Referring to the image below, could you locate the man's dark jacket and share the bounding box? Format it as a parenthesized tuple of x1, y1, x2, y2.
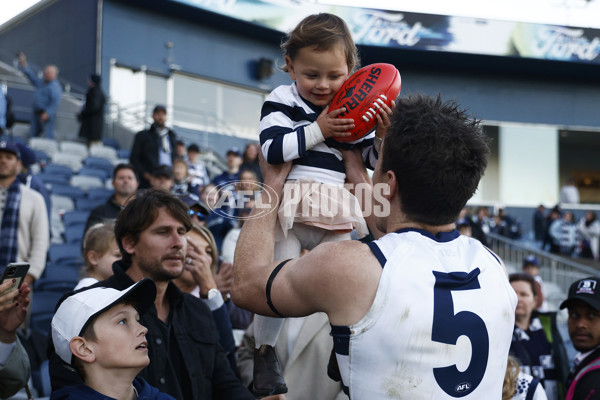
(84, 195, 120, 233)
(78, 85, 106, 142)
(48, 262, 254, 400)
(129, 123, 177, 188)
(566, 346, 600, 400)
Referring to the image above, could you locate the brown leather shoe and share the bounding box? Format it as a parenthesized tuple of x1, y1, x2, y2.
(252, 345, 288, 397)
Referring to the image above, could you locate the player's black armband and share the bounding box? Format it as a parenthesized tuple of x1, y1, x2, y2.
(265, 259, 292, 318)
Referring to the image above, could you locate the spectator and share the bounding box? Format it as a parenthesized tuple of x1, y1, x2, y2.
(130, 105, 177, 189)
(543, 206, 562, 253)
(150, 165, 174, 192)
(509, 273, 569, 400)
(84, 163, 138, 233)
(0, 89, 6, 135)
(74, 221, 121, 290)
(201, 183, 236, 252)
(172, 223, 238, 370)
(577, 211, 600, 261)
(186, 144, 210, 191)
(15, 142, 51, 218)
(16, 52, 62, 139)
(549, 211, 578, 256)
(212, 147, 243, 190)
(0, 279, 31, 398)
(240, 143, 262, 183)
(178, 194, 209, 227)
(533, 205, 547, 244)
(172, 158, 198, 196)
(77, 73, 106, 147)
(559, 276, 600, 400)
(473, 206, 492, 235)
(522, 255, 548, 311)
(457, 207, 488, 245)
(175, 140, 187, 160)
(560, 179, 580, 205)
(50, 279, 175, 399)
(503, 356, 548, 400)
(0, 141, 49, 287)
(49, 189, 256, 399)
(238, 313, 346, 400)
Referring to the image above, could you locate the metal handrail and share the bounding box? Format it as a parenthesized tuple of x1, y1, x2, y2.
(486, 232, 599, 294)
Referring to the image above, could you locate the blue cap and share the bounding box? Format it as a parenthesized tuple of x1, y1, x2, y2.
(523, 255, 540, 268)
(16, 143, 35, 167)
(0, 141, 20, 159)
(227, 147, 242, 157)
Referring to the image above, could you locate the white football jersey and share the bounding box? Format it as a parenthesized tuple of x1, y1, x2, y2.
(332, 228, 517, 399)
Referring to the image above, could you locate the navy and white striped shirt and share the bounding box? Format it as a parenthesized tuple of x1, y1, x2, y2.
(260, 84, 378, 186)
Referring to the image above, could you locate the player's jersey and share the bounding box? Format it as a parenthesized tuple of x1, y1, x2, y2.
(259, 83, 378, 186)
(331, 228, 517, 400)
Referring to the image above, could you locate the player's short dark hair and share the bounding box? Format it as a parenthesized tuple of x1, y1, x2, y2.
(112, 163, 137, 181)
(509, 273, 538, 297)
(115, 189, 192, 267)
(281, 13, 359, 73)
(381, 94, 489, 226)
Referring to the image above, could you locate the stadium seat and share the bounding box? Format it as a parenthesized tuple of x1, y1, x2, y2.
(87, 187, 113, 201)
(44, 163, 74, 179)
(38, 173, 70, 186)
(89, 145, 118, 162)
(32, 360, 51, 398)
(117, 148, 130, 159)
(50, 184, 86, 200)
(63, 210, 90, 227)
(30, 291, 67, 335)
(70, 175, 104, 191)
(33, 149, 50, 165)
(48, 243, 82, 264)
(60, 141, 89, 159)
(50, 194, 75, 213)
(84, 156, 114, 177)
(102, 137, 120, 150)
(29, 138, 59, 157)
(52, 153, 84, 172)
(75, 197, 105, 212)
(64, 223, 86, 244)
(35, 265, 79, 292)
(78, 167, 109, 181)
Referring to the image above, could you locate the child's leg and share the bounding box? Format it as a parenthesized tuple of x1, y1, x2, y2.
(253, 228, 302, 348)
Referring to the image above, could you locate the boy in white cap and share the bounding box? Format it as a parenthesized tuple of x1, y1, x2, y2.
(50, 279, 175, 400)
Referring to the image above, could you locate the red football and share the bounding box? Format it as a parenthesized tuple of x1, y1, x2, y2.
(330, 63, 401, 143)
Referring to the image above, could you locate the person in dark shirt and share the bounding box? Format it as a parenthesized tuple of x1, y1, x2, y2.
(84, 164, 138, 233)
(50, 189, 274, 400)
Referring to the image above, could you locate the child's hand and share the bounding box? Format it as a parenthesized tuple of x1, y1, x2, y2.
(374, 100, 395, 139)
(316, 106, 355, 139)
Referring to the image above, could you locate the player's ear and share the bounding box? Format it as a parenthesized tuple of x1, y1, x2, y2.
(385, 170, 397, 201)
(284, 56, 296, 80)
(70, 336, 96, 363)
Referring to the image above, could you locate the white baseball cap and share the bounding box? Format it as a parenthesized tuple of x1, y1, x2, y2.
(51, 279, 157, 364)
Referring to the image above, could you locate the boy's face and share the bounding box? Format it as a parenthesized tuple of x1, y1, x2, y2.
(285, 42, 349, 107)
(87, 303, 149, 370)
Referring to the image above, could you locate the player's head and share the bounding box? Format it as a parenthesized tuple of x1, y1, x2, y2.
(51, 279, 156, 381)
(379, 94, 489, 226)
(560, 277, 600, 352)
(281, 13, 359, 74)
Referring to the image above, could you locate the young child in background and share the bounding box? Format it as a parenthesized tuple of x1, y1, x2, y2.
(50, 279, 175, 399)
(74, 222, 121, 290)
(255, 12, 393, 396)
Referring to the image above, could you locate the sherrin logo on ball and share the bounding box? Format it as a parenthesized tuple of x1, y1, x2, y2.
(329, 63, 401, 143)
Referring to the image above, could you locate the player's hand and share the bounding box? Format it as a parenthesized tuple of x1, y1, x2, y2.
(185, 235, 217, 296)
(341, 148, 369, 188)
(258, 150, 292, 192)
(375, 100, 394, 139)
(317, 106, 355, 139)
(0, 282, 30, 343)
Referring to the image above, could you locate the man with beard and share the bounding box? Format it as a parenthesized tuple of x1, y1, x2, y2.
(49, 189, 260, 400)
(560, 277, 600, 400)
(84, 163, 139, 233)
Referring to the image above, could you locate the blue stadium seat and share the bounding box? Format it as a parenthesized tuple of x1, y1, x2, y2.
(87, 187, 113, 201)
(30, 291, 67, 335)
(117, 148, 131, 159)
(84, 156, 114, 177)
(63, 210, 90, 227)
(48, 243, 83, 265)
(64, 223, 86, 244)
(79, 167, 109, 181)
(44, 163, 74, 179)
(102, 137, 120, 150)
(32, 360, 51, 397)
(33, 149, 50, 164)
(38, 173, 70, 186)
(50, 184, 86, 200)
(76, 197, 105, 212)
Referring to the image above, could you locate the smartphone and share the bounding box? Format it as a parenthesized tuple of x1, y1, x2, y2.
(1, 263, 30, 300)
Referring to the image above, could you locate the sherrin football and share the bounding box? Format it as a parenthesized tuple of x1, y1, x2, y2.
(330, 63, 401, 143)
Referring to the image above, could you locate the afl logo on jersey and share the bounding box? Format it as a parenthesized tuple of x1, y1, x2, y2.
(455, 382, 472, 393)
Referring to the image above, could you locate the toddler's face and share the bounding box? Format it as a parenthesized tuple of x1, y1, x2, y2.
(95, 240, 121, 280)
(285, 42, 349, 107)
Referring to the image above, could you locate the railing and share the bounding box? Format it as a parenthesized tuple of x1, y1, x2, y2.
(487, 232, 600, 294)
